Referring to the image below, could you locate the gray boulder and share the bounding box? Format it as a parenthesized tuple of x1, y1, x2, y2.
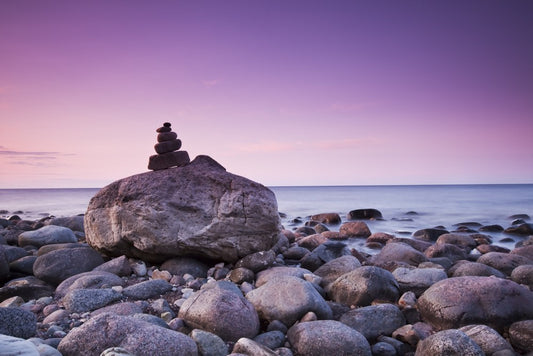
(122, 279, 172, 300)
(477, 251, 532, 276)
(85, 155, 281, 263)
(415, 329, 484, 356)
(339, 303, 406, 341)
(449, 260, 506, 279)
(178, 281, 259, 341)
(329, 266, 400, 307)
(0, 307, 37, 338)
(314, 255, 361, 293)
(18, 225, 77, 248)
(0, 276, 55, 301)
(57, 312, 198, 356)
(246, 275, 332, 326)
(33, 247, 104, 285)
(392, 267, 447, 296)
(287, 320, 371, 356)
(508, 319, 533, 354)
(459, 324, 514, 355)
(371, 242, 428, 267)
(62, 288, 122, 313)
(418, 276, 533, 331)
(55, 270, 124, 298)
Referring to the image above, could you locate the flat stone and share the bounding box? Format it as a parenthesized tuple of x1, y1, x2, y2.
(154, 139, 182, 154)
(18, 225, 77, 248)
(148, 150, 190, 170)
(157, 131, 178, 142)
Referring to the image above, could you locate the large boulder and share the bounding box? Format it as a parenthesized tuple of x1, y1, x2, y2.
(417, 276, 533, 331)
(85, 155, 281, 263)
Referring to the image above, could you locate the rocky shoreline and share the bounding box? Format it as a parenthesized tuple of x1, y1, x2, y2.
(1, 207, 533, 355)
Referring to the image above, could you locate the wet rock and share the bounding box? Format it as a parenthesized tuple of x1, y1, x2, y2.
(296, 233, 328, 250)
(479, 224, 504, 232)
(122, 279, 172, 300)
(367, 232, 395, 245)
(232, 337, 276, 356)
(424, 243, 467, 262)
(459, 324, 514, 355)
(0, 307, 37, 338)
(412, 228, 449, 242)
(91, 301, 146, 317)
(449, 260, 506, 278)
(287, 320, 371, 356)
(477, 251, 532, 276)
(161, 257, 209, 278)
(189, 329, 228, 356)
(55, 271, 124, 298)
(62, 288, 122, 313)
(313, 255, 361, 293)
(18, 225, 77, 248)
(436, 233, 477, 252)
(417, 276, 533, 331)
(246, 275, 332, 326)
(329, 266, 400, 307)
(339, 221, 371, 238)
(178, 281, 259, 342)
(415, 329, 484, 355)
(347, 208, 383, 220)
(310, 212, 341, 225)
(511, 264, 533, 289)
(371, 242, 428, 267)
(33, 247, 105, 285)
(508, 320, 533, 354)
(58, 312, 198, 356)
(339, 303, 405, 341)
(505, 223, 533, 235)
(392, 267, 447, 296)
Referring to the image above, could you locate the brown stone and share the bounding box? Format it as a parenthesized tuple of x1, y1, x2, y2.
(148, 151, 190, 171)
(157, 131, 178, 142)
(154, 139, 182, 154)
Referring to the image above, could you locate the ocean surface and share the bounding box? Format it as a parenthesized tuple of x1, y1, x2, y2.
(1, 184, 532, 251)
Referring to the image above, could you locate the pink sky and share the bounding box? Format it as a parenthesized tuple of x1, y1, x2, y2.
(1, 1, 532, 188)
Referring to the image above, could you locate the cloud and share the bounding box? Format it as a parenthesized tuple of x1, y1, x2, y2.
(0, 149, 74, 166)
(202, 79, 219, 88)
(0, 150, 63, 156)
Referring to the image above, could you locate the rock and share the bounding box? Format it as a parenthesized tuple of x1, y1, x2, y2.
(0, 307, 37, 338)
(148, 151, 190, 171)
(296, 233, 328, 250)
(157, 131, 178, 142)
(347, 208, 383, 220)
(415, 329, 484, 356)
(131, 313, 169, 329)
(339, 303, 405, 341)
(479, 224, 504, 232)
(371, 342, 397, 356)
(55, 271, 124, 298)
(0, 334, 41, 356)
(505, 223, 533, 235)
(329, 266, 400, 307)
(314, 255, 361, 293)
(371, 242, 428, 267)
(37, 242, 86, 256)
(9, 255, 37, 274)
(282, 246, 310, 261)
(436, 233, 477, 252)
(93, 255, 132, 276)
(189, 329, 228, 356)
(392, 267, 447, 296)
(161, 257, 209, 278)
(459, 324, 514, 355)
(154, 139, 182, 154)
(235, 250, 276, 273)
(86, 155, 281, 263)
(232, 338, 276, 356)
(0, 245, 10, 282)
(339, 221, 371, 238)
(62, 288, 122, 313)
(367, 232, 395, 245)
(18, 225, 77, 247)
(508, 320, 533, 354)
(424, 243, 468, 263)
(417, 276, 533, 331)
(512, 244, 533, 259)
(0, 276, 55, 301)
(3, 245, 30, 262)
(57, 312, 198, 356)
(253, 330, 285, 350)
(122, 279, 172, 300)
(100, 347, 134, 356)
(310, 213, 341, 225)
(255, 266, 313, 287)
(287, 320, 371, 356)
(90, 301, 146, 317)
(48, 216, 85, 232)
(33, 247, 105, 285)
(42, 309, 70, 325)
(449, 260, 506, 278)
(178, 281, 259, 341)
(300, 241, 351, 271)
(246, 275, 332, 326)
(477, 251, 532, 276)
(413, 228, 449, 242)
(511, 264, 533, 289)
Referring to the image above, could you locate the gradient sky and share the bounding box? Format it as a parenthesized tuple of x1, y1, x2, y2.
(1, 0, 532, 188)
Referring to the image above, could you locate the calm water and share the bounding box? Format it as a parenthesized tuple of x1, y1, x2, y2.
(1, 184, 531, 250)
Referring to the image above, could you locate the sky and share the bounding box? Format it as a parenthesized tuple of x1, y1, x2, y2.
(1, 0, 532, 188)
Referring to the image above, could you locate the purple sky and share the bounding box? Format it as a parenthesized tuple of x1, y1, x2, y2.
(1, 1, 532, 188)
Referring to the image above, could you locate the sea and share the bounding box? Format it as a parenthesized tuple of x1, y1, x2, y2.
(1, 184, 532, 252)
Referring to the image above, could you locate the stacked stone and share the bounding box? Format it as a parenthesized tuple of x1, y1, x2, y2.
(148, 122, 190, 171)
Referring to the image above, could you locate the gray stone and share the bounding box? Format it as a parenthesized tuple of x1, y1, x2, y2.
(91, 301, 146, 317)
(314, 255, 361, 293)
(122, 279, 172, 300)
(418, 276, 533, 331)
(190, 329, 228, 356)
(460, 324, 514, 355)
(33, 247, 105, 285)
(37, 242, 86, 256)
(161, 257, 209, 278)
(0, 276, 55, 301)
(55, 271, 124, 298)
(511, 264, 533, 289)
(255, 266, 313, 287)
(477, 251, 532, 276)
(100, 347, 134, 356)
(371, 242, 428, 267)
(132, 313, 169, 328)
(0, 245, 10, 282)
(436, 233, 477, 252)
(157, 131, 178, 142)
(48, 216, 85, 232)
(339, 221, 371, 238)
(415, 329, 484, 356)
(2, 244, 29, 262)
(329, 266, 400, 307)
(0, 334, 40, 356)
(246, 275, 332, 326)
(18, 225, 77, 247)
(0, 307, 37, 338)
(505, 223, 533, 235)
(62, 288, 122, 313)
(228, 267, 255, 284)
(392, 267, 447, 296)
(449, 260, 507, 278)
(93, 255, 132, 276)
(86, 155, 281, 263)
(287, 320, 371, 356)
(424, 243, 468, 262)
(178, 281, 259, 342)
(235, 250, 276, 273)
(371, 342, 397, 356)
(232, 337, 276, 355)
(57, 312, 198, 356)
(253, 330, 285, 350)
(508, 320, 533, 354)
(154, 139, 182, 154)
(9, 255, 37, 274)
(339, 303, 406, 341)
(300, 241, 351, 272)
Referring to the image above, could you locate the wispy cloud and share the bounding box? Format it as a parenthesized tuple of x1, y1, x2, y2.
(202, 79, 219, 88)
(0, 149, 74, 166)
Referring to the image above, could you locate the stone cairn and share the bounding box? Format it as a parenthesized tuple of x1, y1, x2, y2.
(148, 122, 190, 170)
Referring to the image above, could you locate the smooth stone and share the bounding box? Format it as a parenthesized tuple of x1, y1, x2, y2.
(33, 247, 104, 285)
(347, 208, 383, 220)
(47, 216, 84, 232)
(0, 307, 37, 338)
(417, 276, 533, 331)
(228, 267, 255, 284)
(314, 255, 361, 293)
(339, 303, 406, 341)
(235, 250, 276, 273)
(459, 324, 514, 355)
(415, 329, 484, 356)
(91, 301, 146, 317)
(189, 329, 228, 356)
(8, 255, 37, 275)
(392, 267, 447, 296)
(122, 279, 172, 300)
(479, 224, 504, 232)
(18, 225, 77, 248)
(62, 288, 122, 313)
(157, 131, 178, 142)
(131, 313, 169, 329)
(329, 266, 400, 307)
(508, 320, 533, 354)
(424, 243, 467, 263)
(246, 275, 332, 326)
(436, 233, 477, 252)
(100, 347, 135, 356)
(42, 309, 71, 325)
(287, 320, 371, 356)
(449, 260, 506, 278)
(92, 255, 132, 276)
(37, 242, 86, 256)
(0, 334, 40, 356)
(477, 251, 532, 276)
(255, 267, 313, 287)
(55, 271, 125, 298)
(505, 223, 533, 235)
(339, 221, 371, 238)
(296, 233, 328, 250)
(57, 312, 198, 356)
(161, 257, 209, 278)
(232, 338, 276, 356)
(0, 245, 9, 282)
(253, 330, 285, 350)
(148, 150, 191, 170)
(371, 242, 428, 267)
(3, 245, 30, 262)
(511, 264, 533, 289)
(412, 228, 449, 242)
(310, 213, 341, 225)
(512, 244, 533, 260)
(300, 241, 351, 272)
(154, 139, 182, 154)
(0, 276, 55, 301)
